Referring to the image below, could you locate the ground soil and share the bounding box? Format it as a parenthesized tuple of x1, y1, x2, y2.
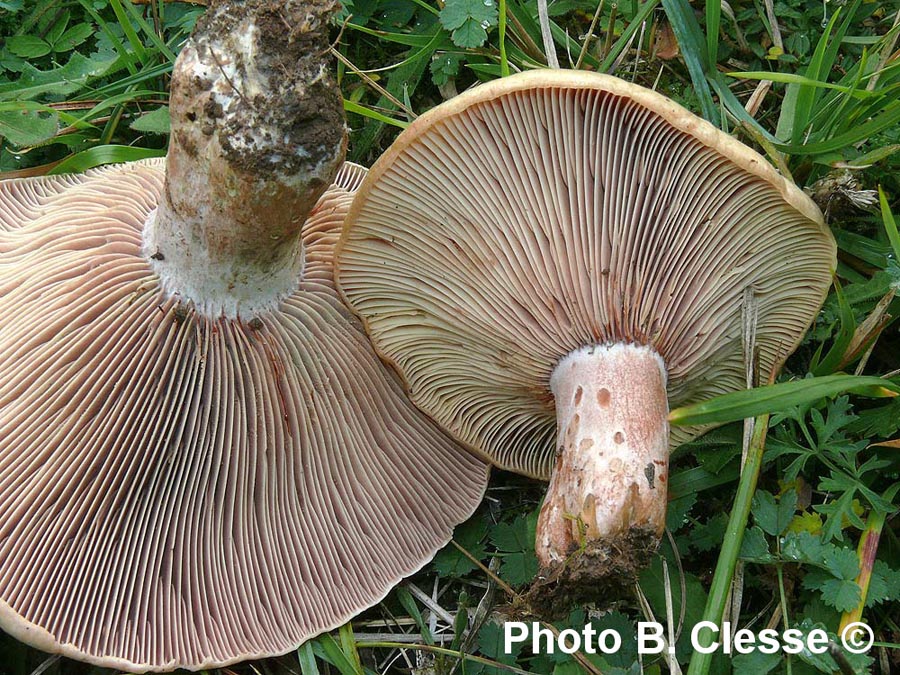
(185, 0, 345, 181)
(525, 526, 661, 618)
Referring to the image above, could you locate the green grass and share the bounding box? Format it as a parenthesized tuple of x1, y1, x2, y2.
(1, 0, 899, 674)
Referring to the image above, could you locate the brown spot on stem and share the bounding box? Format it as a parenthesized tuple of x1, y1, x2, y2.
(614, 431, 625, 444)
(568, 414, 580, 437)
(644, 462, 655, 488)
(574, 386, 583, 405)
(597, 388, 611, 407)
(579, 438, 594, 451)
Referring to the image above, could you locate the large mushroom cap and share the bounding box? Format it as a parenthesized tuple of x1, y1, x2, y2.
(336, 70, 836, 479)
(0, 159, 489, 671)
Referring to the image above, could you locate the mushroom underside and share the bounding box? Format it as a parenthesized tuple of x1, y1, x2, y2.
(336, 71, 836, 597)
(0, 159, 489, 671)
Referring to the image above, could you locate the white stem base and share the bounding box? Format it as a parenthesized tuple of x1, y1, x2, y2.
(142, 0, 345, 320)
(536, 343, 669, 568)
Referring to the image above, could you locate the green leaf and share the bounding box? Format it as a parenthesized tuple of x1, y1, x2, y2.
(823, 544, 859, 580)
(689, 513, 729, 552)
(440, 0, 497, 48)
(731, 650, 781, 675)
(668, 464, 740, 501)
(815, 491, 866, 541)
(490, 510, 537, 553)
(867, 561, 900, 605)
(775, 104, 900, 156)
(793, 618, 874, 673)
(738, 526, 772, 562)
(692, 432, 742, 473)
(751, 490, 797, 536)
(476, 621, 522, 672)
(847, 398, 900, 437)
(433, 516, 488, 577)
(346, 23, 442, 47)
(45, 9, 71, 46)
(591, 612, 639, 669)
(54, 23, 94, 52)
(0, 108, 58, 146)
(803, 573, 861, 611)
(6, 36, 52, 59)
(842, 144, 900, 168)
(787, 511, 824, 535)
(500, 552, 539, 587)
(0, 52, 120, 102)
(782, 531, 825, 563)
(348, 30, 434, 160)
(107, 0, 177, 62)
(490, 509, 539, 585)
(705, 0, 720, 67)
(791, 8, 845, 144)
(439, 0, 497, 31)
(107, 0, 147, 64)
(337, 622, 363, 675)
(599, 0, 661, 73)
(430, 52, 464, 86)
(449, 21, 488, 48)
(130, 106, 170, 134)
(669, 375, 899, 427)
(810, 396, 856, 446)
(666, 492, 696, 531)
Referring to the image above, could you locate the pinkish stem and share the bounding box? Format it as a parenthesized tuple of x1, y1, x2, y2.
(536, 343, 670, 570)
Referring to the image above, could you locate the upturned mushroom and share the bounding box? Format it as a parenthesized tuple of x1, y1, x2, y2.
(336, 71, 836, 600)
(0, 1, 488, 670)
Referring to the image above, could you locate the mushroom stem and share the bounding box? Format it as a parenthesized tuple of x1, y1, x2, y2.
(144, 0, 346, 319)
(536, 343, 669, 574)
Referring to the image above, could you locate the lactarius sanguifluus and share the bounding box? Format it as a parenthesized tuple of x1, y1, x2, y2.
(0, 0, 488, 670)
(336, 70, 836, 602)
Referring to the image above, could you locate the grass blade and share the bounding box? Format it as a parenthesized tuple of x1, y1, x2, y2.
(879, 186, 900, 259)
(344, 99, 409, 129)
(661, 0, 718, 123)
(669, 465, 741, 501)
(297, 642, 320, 675)
(705, 0, 720, 68)
(686, 414, 769, 675)
(790, 8, 842, 144)
(728, 70, 873, 97)
(314, 634, 362, 675)
(338, 622, 364, 674)
(395, 586, 435, 645)
(774, 102, 900, 155)
(812, 281, 857, 375)
(499, 0, 510, 76)
(48, 145, 165, 174)
(599, 0, 659, 73)
(669, 375, 899, 427)
(107, 0, 148, 65)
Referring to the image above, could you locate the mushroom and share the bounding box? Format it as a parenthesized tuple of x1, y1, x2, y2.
(335, 70, 836, 600)
(0, 0, 488, 671)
